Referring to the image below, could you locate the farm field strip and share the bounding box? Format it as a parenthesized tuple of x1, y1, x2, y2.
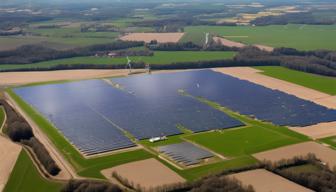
(290, 121, 336, 139)
(120, 32, 184, 43)
(230, 169, 313, 192)
(101, 158, 186, 190)
(0, 51, 236, 71)
(213, 36, 274, 52)
(0, 69, 129, 86)
(0, 134, 22, 192)
(253, 141, 336, 168)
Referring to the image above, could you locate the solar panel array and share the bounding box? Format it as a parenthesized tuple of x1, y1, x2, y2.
(114, 70, 336, 127)
(14, 76, 243, 154)
(14, 69, 335, 155)
(158, 142, 214, 166)
(14, 81, 136, 155)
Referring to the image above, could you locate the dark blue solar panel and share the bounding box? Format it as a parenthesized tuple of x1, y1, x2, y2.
(14, 80, 136, 155)
(112, 70, 336, 127)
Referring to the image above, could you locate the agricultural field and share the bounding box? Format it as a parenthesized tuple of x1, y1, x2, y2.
(0, 51, 236, 71)
(120, 32, 184, 43)
(0, 35, 116, 51)
(184, 24, 336, 50)
(3, 150, 63, 192)
(255, 66, 336, 95)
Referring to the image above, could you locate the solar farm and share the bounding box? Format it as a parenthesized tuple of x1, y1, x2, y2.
(13, 70, 336, 156)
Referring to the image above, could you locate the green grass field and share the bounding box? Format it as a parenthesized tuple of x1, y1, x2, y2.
(186, 125, 305, 157)
(184, 24, 336, 50)
(29, 27, 120, 39)
(0, 35, 117, 52)
(185, 100, 309, 158)
(3, 150, 63, 192)
(180, 30, 207, 46)
(256, 66, 336, 95)
(0, 51, 236, 71)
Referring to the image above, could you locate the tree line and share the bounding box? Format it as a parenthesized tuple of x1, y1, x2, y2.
(0, 41, 144, 64)
(112, 169, 254, 192)
(62, 180, 122, 192)
(251, 12, 336, 26)
(1, 41, 335, 77)
(0, 100, 60, 176)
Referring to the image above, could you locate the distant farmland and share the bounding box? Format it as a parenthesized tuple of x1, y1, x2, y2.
(184, 24, 336, 50)
(0, 51, 236, 71)
(0, 36, 117, 51)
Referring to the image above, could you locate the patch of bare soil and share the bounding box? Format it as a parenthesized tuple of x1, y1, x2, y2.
(120, 33, 184, 43)
(230, 169, 313, 192)
(213, 36, 246, 48)
(290, 121, 336, 139)
(101, 158, 185, 190)
(212, 67, 336, 109)
(0, 136, 22, 191)
(254, 142, 336, 168)
(0, 69, 129, 86)
(213, 37, 274, 52)
(254, 44, 274, 52)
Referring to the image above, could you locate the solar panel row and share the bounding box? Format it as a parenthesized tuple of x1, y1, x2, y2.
(158, 142, 214, 166)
